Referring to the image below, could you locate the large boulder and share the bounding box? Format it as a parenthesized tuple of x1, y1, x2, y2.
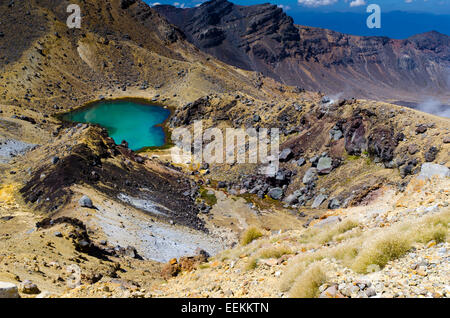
(268, 187, 283, 200)
(424, 146, 439, 162)
(78, 195, 93, 208)
(418, 163, 450, 180)
(19, 280, 40, 295)
(0, 282, 19, 298)
(311, 194, 327, 208)
(279, 148, 293, 162)
(329, 125, 343, 141)
(367, 128, 398, 162)
(303, 168, 318, 184)
(317, 156, 333, 174)
(314, 215, 341, 228)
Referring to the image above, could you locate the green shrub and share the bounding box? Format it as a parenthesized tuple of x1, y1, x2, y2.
(199, 188, 217, 206)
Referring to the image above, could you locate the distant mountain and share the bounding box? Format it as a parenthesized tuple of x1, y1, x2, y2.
(155, 0, 450, 104)
(288, 10, 450, 39)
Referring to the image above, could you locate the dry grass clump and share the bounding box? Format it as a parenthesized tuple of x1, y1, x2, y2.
(244, 244, 293, 270)
(416, 224, 447, 244)
(246, 256, 259, 271)
(241, 227, 263, 246)
(413, 210, 449, 244)
(280, 253, 324, 292)
(352, 231, 411, 273)
(258, 245, 292, 259)
(289, 263, 327, 298)
(297, 219, 359, 246)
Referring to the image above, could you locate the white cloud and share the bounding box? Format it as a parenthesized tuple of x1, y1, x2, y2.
(173, 2, 185, 8)
(278, 4, 292, 11)
(349, 0, 366, 7)
(297, 0, 338, 7)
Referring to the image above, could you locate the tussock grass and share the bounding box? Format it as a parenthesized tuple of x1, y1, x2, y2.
(258, 245, 292, 259)
(280, 253, 323, 292)
(280, 241, 359, 292)
(298, 219, 360, 245)
(416, 224, 447, 244)
(241, 227, 263, 246)
(280, 209, 450, 294)
(352, 231, 411, 273)
(289, 263, 327, 298)
(413, 210, 449, 244)
(246, 257, 259, 271)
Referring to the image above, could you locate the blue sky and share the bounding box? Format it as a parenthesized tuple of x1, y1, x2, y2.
(145, 0, 450, 14)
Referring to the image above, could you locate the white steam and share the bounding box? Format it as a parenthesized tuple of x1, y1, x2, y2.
(416, 97, 450, 118)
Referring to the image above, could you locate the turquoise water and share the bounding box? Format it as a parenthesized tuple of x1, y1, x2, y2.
(63, 100, 171, 151)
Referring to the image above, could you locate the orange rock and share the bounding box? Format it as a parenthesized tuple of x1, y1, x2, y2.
(210, 261, 220, 267)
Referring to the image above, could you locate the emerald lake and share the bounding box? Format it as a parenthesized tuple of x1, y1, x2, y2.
(63, 100, 171, 151)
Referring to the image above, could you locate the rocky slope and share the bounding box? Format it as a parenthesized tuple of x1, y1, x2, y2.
(155, 0, 450, 106)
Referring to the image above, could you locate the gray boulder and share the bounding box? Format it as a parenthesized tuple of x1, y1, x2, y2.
(268, 187, 283, 200)
(418, 163, 450, 180)
(311, 194, 327, 208)
(329, 126, 343, 141)
(0, 282, 19, 298)
(78, 195, 93, 208)
(296, 158, 306, 166)
(279, 148, 293, 162)
(303, 168, 318, 184)
(314, 215, 341, 228)
(328, 198, 341, 209)
(317, 156, 333, 174)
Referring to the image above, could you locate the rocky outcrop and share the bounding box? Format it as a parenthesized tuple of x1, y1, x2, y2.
(344, 116, 366, 155)
(161, 250, 209, 279)
(368, 127, 398, 162)
(20, 127, 205, 231)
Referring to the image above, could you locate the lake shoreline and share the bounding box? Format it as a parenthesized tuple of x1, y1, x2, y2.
(56, 97, 176, 152)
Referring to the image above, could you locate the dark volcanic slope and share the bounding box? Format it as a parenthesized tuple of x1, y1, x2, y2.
(155, 0, 450, 103)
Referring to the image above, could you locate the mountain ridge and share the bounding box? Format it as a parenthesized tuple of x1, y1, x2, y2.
(155, 0, 450, 107)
